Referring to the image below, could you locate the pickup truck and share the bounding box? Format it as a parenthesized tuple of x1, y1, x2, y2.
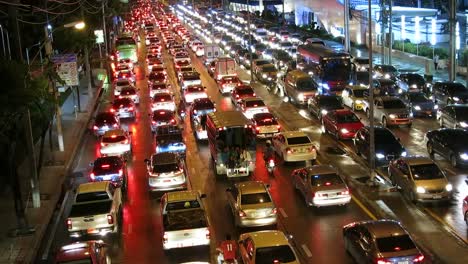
(161, 190, 210, 250)
(67, 181, 122, 238)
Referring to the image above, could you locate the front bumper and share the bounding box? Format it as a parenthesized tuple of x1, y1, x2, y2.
(387, 118, 412, 126)
(416, 191, 452, 202)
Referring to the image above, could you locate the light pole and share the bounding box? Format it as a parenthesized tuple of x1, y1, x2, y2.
(247, 0, 253, 83)
(431, 18, 437, 61)
(401, 15, 405, 52)
(0, 24, 11, 59)
(344, 0, 351, 53)
(0, 24, 6, 57)
(368, 0, 376, 185)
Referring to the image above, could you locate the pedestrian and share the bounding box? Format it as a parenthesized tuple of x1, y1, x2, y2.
(240, 148, 252, 167)
(434, 54, 439, 71)
(310, 145, 317, 165)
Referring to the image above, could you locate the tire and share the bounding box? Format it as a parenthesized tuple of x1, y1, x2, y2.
(427, 142, 434, 157)
(450, 154, 458, 168)
(382, 117, 388, 128)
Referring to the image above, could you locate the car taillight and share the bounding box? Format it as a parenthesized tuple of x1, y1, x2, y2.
(271, 208, 277, 214)
(107, 214, 114, 224)
(414, 254, 425, 263)
(123, 139, 129, 144)
(255, 126, 260, 131)
(66, 219, 72, 229)
(312, 192, 325, 198)
(163, 232, 168, 243)
(129, 63, 133, 68)
(341, 189, 350, 195)
(170, 119, 176, 124)
(205, 229, 210, 239)
(128, 107, 134, 111)
(152, 120, 156, 124)
(236, 94, 239, 98)
(375, 258, 392, 264)
(113, 123, 118, 128)
(110, 108, 115, 113)
(93, 125, 98, 130)
(286, 148, 292, 154)
(118, 169, 123, 176)
(101, 142, 106, 147)
(253, 93, 256, 96)
(238, 210, 246, 217)
(90, 173, 95, 180)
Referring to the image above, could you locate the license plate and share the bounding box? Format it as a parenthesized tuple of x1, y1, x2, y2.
(266, 133, 272, 137)
(433, 195, 442, 199)
(398, 261, 409, 264)
(328, 194, 337, 198)
(163, 179, 172, 183)
(425, 111, 432, 114)
(102, 175, 112, 180)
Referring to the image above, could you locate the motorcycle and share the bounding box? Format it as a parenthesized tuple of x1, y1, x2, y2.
(266, 158, 275, 175)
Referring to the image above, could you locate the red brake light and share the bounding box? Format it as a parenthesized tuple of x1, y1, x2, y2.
(111, 135, 117, 138)
(414, 254, 425, 263)
(128, 107, 134, 111)
(93, 125, 98, 130)
(107, 214, 114, 224)
(238, 210, 246, 217)
(271, 208, 277, 214)
(276, 125, 281, 129)
(101, 164, 110, 168)
(152, 120, 156, 124)
(118, 169, 123, 176)
(376, 258, 392, 264)
(255, 126, 260, 131)
(286, 148, 292, 154)
(325, 182, 332, 186)
(170, 119, 176, 124)
(341, 189, 350, 195)
(110, 108, 115, 113)
(113, 123, 118, 128)
(123, 139, 129, 144)
(236, 94, 239, 98)
(163, 232, 168, 243)
(90, 172, 95, 180)
(66, 219, 72, 229)
(205, 229, 210, 239)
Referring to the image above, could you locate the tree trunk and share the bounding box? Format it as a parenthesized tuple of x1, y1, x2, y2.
(9, 138, 29, 230)
(36, 122, 49, 179)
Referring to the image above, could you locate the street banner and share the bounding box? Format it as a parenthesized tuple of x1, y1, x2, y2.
(94, 30, 104, 44)
(51, 53, 79, 90)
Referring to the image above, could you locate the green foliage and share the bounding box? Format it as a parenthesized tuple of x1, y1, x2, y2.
(393, 40, 448, 59)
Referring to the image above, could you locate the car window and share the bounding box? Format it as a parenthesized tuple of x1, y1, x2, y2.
(152, 162, 179, 173)
(376, 234, 416, 253)
(286, 136, 311, 145)
(310, 173, 343, 187)
(255, 245, 296, 264)
(410, 164, 444, 180)
(336, 113, 360, 123)
(241, 192, 271, 205)
(245, 100, 265, 107)
(396, 160, 409, 175)
(102, 135, 126, 143)
(76, 191, 109, 203)
(166, 200, 200, 211)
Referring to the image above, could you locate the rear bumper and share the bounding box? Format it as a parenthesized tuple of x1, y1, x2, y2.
(148, 178, 187, 191)
(68, 226, 115, 238)
(238, 216, 277, 227)
(310, 196, 351, 207)
(284, 153, 315, 162)
(163, 237, 210, 250)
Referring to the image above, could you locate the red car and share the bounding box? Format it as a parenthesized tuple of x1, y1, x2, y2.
(55, 241, 109, 264)
(464, 195, 468, 226)
(231, 85, 256, 103)
(322, 109, 364, 140)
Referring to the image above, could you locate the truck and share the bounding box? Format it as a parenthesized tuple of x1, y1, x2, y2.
(213, 57, 236, 81)
(67, 182, 122, 238)
(203, 44, 221, 66)
(161, 190, 210, 250)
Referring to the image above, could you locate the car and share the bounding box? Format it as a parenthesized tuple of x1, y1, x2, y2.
(239, 97, 269, 119)
(155, 125, 186, 155)
(251, 113, 280, 138)
(241, 52, 259, 69)
(99, 129, 132, 157)
(343, 220, 425, 264)
(238, 230, 299, 264)
(252, 59, 271, 74)
(176, 66, 196, 80)
(110, 98, 136, 119)
(464, 196, 468, 226)
(148, 71, 167, 84)
(89, 156, 127, 189)
(400, 91, 437, 117)
(432, 81, 468, 105)
(144, 152, 187, 191)
(364, 96, 413, 128)
(341, 86, 368, 111)
(373, 64, 399, 80)
(388, 156, 452, 203)
(151, 93, 176, 112)
(150, 110, 178, 132)
(231, 85, 256, 103)
(150, 65, 167, 76)
(118, 86, 140, 104)
(437, 104, 468, 128)
(173, 51, 191, 63)
(183, 85, 207, 104)
(149, 82, 171, 98)
(54, 241, 110, 264)
(373, 78, 401, 96)
(354, 126, 407, 166)
(92, 112, 120, 136)
(352, 57, 370, 72)
(113, 64, 131, 78)
(113, 79, 133, 96)
(322, 109, 364, 140)
(308, 95, 344, 120)
(426, 128, 468, 167)
(292, 165, 351, 207)
(118, 58, 134, 72)
(226, 181, 277, 228)
(175, 59, 191, 69)
(218, 75, 242, 94)
(272, 131, 316, 163)
(147, 58, 163, 71)
(115, 70, 135, 84)
(255, 63, 277, 83)
(180, 71, 202, 89)
(398, 73, 427, 92)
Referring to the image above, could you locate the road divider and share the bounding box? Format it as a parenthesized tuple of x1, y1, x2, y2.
(423, 208, 468, 246)
(351, 194, 377, 220)
(301, 244, 313, 258)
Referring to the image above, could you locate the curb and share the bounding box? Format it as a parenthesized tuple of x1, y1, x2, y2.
(26, 70, 107, 264)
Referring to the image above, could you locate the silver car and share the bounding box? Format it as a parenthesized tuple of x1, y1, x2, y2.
(364, 96, 412, 128)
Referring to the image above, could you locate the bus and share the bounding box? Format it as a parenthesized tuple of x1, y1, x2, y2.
(115, 34, 138, 63)
(206, 111, 256, 178)
(297, 44, 354, 94)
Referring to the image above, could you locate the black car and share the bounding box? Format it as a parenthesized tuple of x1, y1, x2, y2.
(148, 72, 166, 84)
(373, 78, 400, 96)
(154, 125, 186, 155)
(354, 126, 407, 166)
(93, 112, 120, 136)
(373, 64, 399, 80)
(307, 95, 344, 120)
(111, 98, 136, 119)
(400, 92, 437, 117)
(437, 104, 468, 129)
(89, 156, 127, 190)
(189, 98, 216, 118)
(399, 73, 427, 92)
(426, 128, 468, 167)
(150, 110, 177, 132)
(432, 82, 468, 105)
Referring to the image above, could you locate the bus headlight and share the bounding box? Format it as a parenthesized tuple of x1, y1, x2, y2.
(414, 105, 421, 111)
(445, 184, 453, 192)
(416, 186, 426, 194)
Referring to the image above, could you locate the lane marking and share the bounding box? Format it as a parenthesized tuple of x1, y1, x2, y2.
(375, 200, 398, 219)
(279, 207, 288, 218)
(351, 194, 378, 220)
(423, 208, 468, 245)
(301, 244, 313, 258)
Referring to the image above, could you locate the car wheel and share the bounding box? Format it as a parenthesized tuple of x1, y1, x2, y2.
(427, 142, 434, 157)
(382, 117, 388, 128)
(450, 154, 458, 168)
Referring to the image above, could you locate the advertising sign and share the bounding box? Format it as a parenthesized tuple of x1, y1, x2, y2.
(52, 53, 79, 90)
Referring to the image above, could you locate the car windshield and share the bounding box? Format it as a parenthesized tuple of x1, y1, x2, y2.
(405, 74, 425, 85)
(102, 135, 126, 143)
(152, 163, 179, 174)
(112, 99, 132, 108)
(166, 200, 200, 211)
(262, 65, 276, 72)
(376, 235, 416, 253)
(116, 80, 130, 86)
(408, 93, 429, 102)
(241, 192, 271, 205)
(352, 89, 366, 97)
(319, 97, 342, 107)
(58, 258, 93, 264)
(445, 83, 467, 94)
(382, 99, 406, 109)
(337, 113, 360, 123)
(287, 136, 311, 145)
(410, 164, 445, 180)
(153, 94, 172, 102)
(95, 114, 116, 124)
(355, 58, 369, 64)
(255, 245, 296, 264)
(76, 191, 109, 203)
(378, 65, 397, 73)
(245, 100, 265, 107)
(157, 133, 183, 144)
(296, 78, 317, 91)
(311, 173, 343, 187)
(375, 130, 397, 142)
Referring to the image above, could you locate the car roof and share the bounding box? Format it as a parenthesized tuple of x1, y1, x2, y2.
(280, 131, 308, 138)
(151, 152, 178, 165)
(236, 181, 267, 194)
(103, 128, 126, 138)
(77, 181, 109, 194)
(360, 220, 407, 238)
(242, 230, 290, 248)
(399, 156, 435, 166)
(166, 190, 199, 202)
(305, 165, 336, 175)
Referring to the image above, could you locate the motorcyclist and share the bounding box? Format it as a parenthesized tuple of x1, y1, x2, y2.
(216, 234, 238, 264)
(263, 140, 275, 162)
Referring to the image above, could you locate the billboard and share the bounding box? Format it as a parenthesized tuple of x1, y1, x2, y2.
(51, 53, 79, 90)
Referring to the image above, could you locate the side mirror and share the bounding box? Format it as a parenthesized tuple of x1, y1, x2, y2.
(200, 194, 207, 198)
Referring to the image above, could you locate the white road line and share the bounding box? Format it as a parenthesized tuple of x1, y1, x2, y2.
(279, 208, 288, 218)
(445, 168, 456, 176)
(301, 244, 313, 258)
(376, 200, 398, 219)
(128, 224, 132, 234)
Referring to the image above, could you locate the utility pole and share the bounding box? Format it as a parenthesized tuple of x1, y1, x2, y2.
(247, 0, 253, 82)
(8, 0, 23, 61)
(380, 0, 386, 64)
(102, 0, 108, 56)
(388, 0, 392, 65)
(449, 0, 457, 81)
(82, 7, 94, 97)
(368, 0, 376, 185)
(344, 0, 351, 53)
(24, 109, 40, 208)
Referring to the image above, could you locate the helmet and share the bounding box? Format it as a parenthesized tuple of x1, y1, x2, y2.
(265, 140, 271, 146)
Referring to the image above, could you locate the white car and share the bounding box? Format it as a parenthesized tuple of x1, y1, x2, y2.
(239, 97, 269, 119)
(118, 86, 140, 104)
(272, 131, 316, 162)
(149, 83, 171, 98)
(100, 129, 132, 156)
(151, 93, 176, 112)
(173, 52, 191, 63)
(183, 85, 208, 104)
(114, 79, 132, 96)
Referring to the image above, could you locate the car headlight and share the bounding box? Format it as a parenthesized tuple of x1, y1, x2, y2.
(389, 114, 397, 119)
(398, 89, 403, 94)
(262, 73, 267, 78)
(452, 96, 460, 102)
(297, 93, 304, 101)
(246, 60, 250, 64)
(411, 84, 418, 88)
(384, 73, 391, 79)
(308, 71, 313, 76)
(401, 151, 407, 157)
(340, 128, 349, 134)
(376, 153, 385, 159)
(459, 121, 468, 128)
(355, 99, 362, 104)
(321, 109, 328, 115)
(460, 153, 468, 160)
(416, 186, 426, 194)
(445, 183, 453, 192)
(434, 104, 438, 110)
(414, 105, 421, 111)
(230, 50, 235, 54)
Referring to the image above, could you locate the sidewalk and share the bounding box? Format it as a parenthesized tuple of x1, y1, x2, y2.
(0, 68, 108, 264)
